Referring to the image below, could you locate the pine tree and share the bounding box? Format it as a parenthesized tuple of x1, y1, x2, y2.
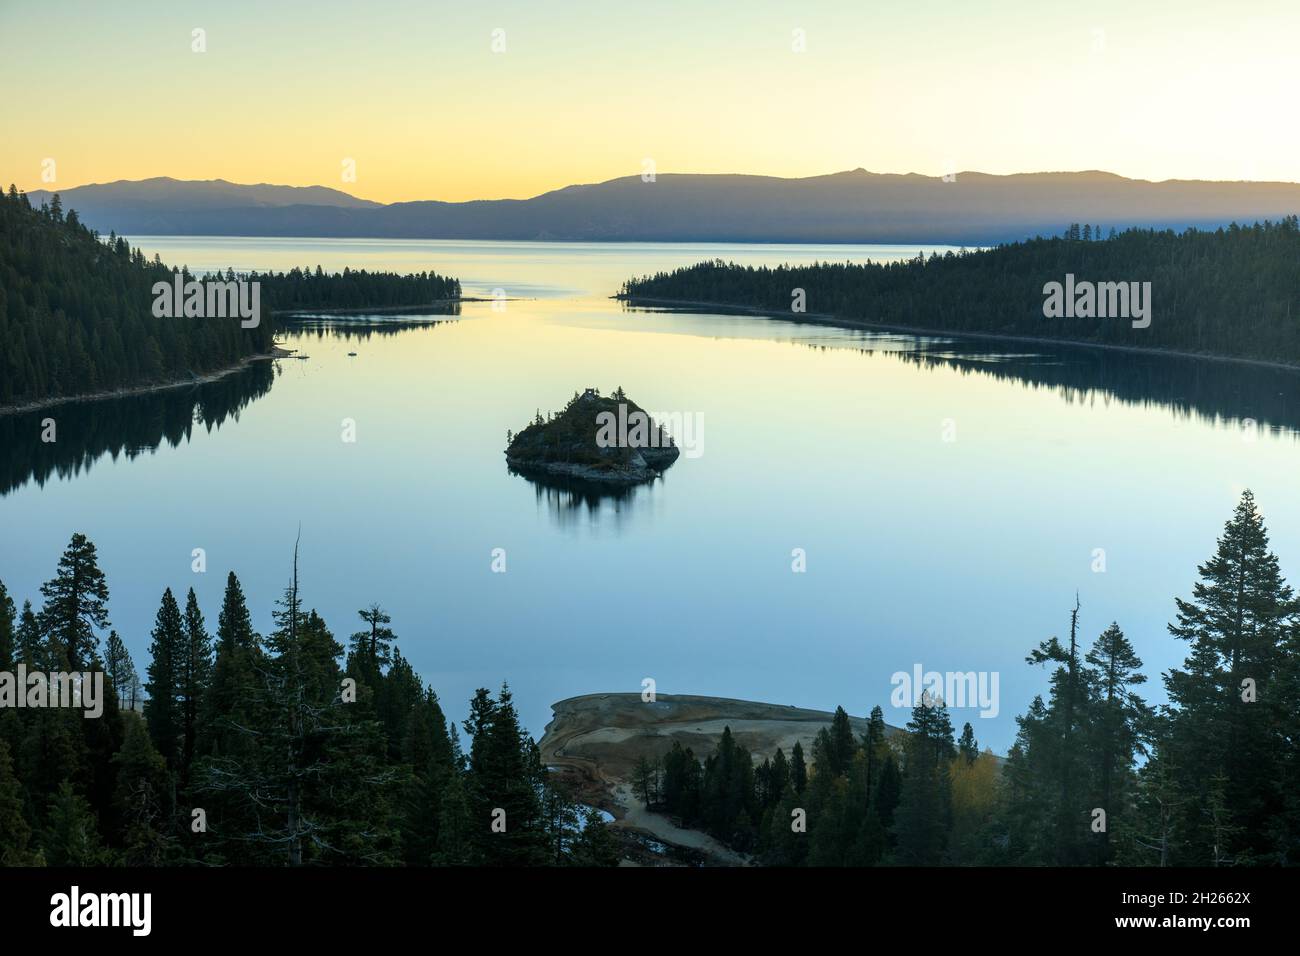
(998, 695, 1055, 863)
(1025, 596, 1091, 864)
(38, 533, 110, 670)
(104, 630, 137, 710)
(375, 647, 423, 759)
(349, 604, 394, 679)
(397, 687, 455, 865)
(0, 738, 38, 865)
(16, 601, 41, 666)
(572, 807, 620, 866)
(1120, 751, 1185, 867)
(197, 550, 398, 865)
(111, 715, 172, 865)
(631, 755, 655, 806)
(178, 588, 213, 782)
(463, 683, 548, 865)
(204, 571, 260, 759)
(769, 747, 790, 805)
(863, 705, 887, 793)
(827, 705, 857, 777)
(41, 780, 108, 866)
(539, 776, 583, 865)
(144, 589, 184, 768)
(660, 741, 702, 823)
(892, 697, 955, 864)
(0, 579, 15, 670)
(1084, 622, 1150, 862)
(790, 740, 808, 795)
(433, 769, 472, 865)
(1161, 490, 1295, 864)
(875, 750, 901, 834)
(957, 722, 979, 764)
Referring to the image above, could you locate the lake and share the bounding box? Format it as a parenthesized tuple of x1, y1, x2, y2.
(3, 237, 1298, 753)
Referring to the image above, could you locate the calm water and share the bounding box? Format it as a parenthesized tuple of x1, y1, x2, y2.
(3, 237, 1299, 753)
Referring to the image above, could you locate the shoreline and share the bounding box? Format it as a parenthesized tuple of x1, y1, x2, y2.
(279, 303, 459, 317)
(616, 295, 1300, 373)
(0, 295, 520, 418)
(0, 347, 292, 418)
(277, 296, 523, 317)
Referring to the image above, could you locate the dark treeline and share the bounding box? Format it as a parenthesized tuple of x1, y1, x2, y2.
(0, 188, 272, 407)
(620, 219, 1300, 365)
(0, 187, 460, 408)
(235, 266, 460, 312)
(0, 537, 617, 866)
(629, 490, 1300, 866)
(1, 491, 1295, 866)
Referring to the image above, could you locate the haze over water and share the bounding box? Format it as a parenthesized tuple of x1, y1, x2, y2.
(2, 237, 1297, 752)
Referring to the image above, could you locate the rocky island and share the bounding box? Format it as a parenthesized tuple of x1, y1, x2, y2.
(505, 387, 680, 485)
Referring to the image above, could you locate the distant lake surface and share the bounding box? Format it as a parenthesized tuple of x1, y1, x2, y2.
(3, 237, 1299, 753)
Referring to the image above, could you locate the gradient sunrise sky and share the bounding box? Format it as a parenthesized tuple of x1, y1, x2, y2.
(2, 0, 1295, 203)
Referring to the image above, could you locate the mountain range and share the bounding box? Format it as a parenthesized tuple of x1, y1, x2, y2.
(26, 171, 1300, 244)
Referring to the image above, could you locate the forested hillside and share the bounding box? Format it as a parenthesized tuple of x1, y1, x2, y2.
(0, 187, 460, 408)
(0, 538, 617, 866)
(620, 220, 1300, 365)
(0, 187, 274, 407)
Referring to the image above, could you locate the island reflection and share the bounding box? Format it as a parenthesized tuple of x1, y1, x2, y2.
(509, 465, 664, 529)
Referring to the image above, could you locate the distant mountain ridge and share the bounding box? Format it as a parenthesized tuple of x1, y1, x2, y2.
(25, 170, 1300, 244)
(29, 176, 377, 209)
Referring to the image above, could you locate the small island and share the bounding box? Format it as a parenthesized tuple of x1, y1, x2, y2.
(505, 387, 680, 485)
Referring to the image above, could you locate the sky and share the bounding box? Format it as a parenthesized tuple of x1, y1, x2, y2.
(2, 0, 1297, 203)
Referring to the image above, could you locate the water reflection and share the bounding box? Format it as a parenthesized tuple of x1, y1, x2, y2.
(891, 339, 1300, 438)
(509, 465, 663, 529)
(284, 303, 461, 342)
(0, 360, 275, 497)
(7, 305, 1297, 504)
(623, 303, 1300, 438)
(0, 314, 467, 498)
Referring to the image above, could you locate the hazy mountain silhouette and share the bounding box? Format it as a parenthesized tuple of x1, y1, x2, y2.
(29, 170, 1300, 244)
(26, 176, 379, 233)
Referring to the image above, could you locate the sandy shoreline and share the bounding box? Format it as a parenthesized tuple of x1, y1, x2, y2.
(617, 295, 1300, 373)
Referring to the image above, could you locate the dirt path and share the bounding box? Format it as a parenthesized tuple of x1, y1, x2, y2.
(609, 783, 750, 866)
(538, 692, 905, 865)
